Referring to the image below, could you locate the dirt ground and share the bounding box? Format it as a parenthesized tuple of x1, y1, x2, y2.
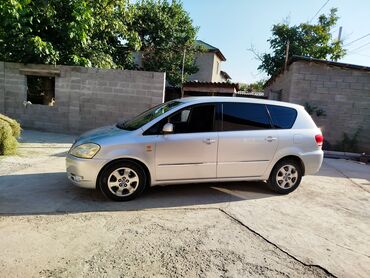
(0, 130, 369, 278)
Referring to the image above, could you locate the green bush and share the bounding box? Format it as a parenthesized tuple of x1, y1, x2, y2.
(0, 114, 21, 138)
(0, 114, 21, 155)
(335, 127, 362, 153)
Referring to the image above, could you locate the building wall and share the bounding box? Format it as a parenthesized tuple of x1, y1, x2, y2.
(265, 61, 370, 152)
(0, 62, 165, 134)
(188, 52, 215, 82)
(211, 55, 224, 82)
(265, 65, 295, 101)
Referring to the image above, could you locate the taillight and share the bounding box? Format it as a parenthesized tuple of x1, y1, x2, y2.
(315, 134, 324, 147)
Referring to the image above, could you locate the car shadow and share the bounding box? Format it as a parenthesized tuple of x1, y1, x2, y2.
(0, 172, 276, 216)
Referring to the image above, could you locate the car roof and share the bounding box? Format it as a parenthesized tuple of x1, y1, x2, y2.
(177, 96, 303, 109)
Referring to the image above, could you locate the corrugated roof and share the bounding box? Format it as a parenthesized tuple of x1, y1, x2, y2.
(184, 81, 238, 89)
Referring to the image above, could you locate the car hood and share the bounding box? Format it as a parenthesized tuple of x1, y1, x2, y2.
(75, 125, 130, 144)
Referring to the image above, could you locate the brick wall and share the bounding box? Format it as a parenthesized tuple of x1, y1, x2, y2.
(265, 61, 370, 153)
(0, 62, 165, 134)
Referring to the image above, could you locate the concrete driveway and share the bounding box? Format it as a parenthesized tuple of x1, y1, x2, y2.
(0, 130, 369, 277)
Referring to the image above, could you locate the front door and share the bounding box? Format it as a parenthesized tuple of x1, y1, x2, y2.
(153, 104, 218, 181)
(217, 102, 279, 178)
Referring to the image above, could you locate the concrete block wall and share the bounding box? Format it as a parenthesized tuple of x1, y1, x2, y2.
(265, 67, 294, 101)
(266, 61, 370, 152)
(0, 62, 165, 134)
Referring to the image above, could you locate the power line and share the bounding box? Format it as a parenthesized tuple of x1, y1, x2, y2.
(309, 0, 330, 23)
(343, 33, 370, 47)
(348, 41, 370, 53)
(347, 52, 370, 58)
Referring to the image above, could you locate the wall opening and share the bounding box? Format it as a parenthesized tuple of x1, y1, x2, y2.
(26, 75, 55, 106)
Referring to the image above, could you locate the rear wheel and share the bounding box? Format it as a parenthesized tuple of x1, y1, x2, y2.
(99, 160, 147, 201)
(267, 159, 303, 194)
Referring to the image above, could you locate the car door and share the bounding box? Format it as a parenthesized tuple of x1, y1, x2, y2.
(150, 103, 218, 181)
(217, 102, 279, 178)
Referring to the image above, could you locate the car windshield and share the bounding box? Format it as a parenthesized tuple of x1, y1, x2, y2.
(116, 100, 183, 131)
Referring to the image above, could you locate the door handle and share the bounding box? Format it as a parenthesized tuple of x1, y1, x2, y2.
(265, 136, 277, 142)
(203, 138, 216, 144)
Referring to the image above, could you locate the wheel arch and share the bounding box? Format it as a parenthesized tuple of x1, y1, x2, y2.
(96, 157, 152, 190)
(272, 155, 305, 176)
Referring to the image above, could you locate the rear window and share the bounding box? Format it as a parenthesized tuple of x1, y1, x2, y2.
(267, 105, 297, 129)
(221, 102, 271, 131)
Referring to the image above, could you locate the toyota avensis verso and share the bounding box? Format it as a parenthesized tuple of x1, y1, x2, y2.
(66, 97, 324, 201)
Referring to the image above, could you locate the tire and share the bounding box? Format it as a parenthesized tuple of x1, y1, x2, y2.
(267, 159, 303, 194)
(99, 160, 147, 201)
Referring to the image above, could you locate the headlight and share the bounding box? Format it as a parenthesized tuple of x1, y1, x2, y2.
(69, 143, 100, 159)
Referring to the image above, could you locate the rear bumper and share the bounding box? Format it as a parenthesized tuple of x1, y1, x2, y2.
(66, 154, 108, 189)
(301, 150, 324, 175)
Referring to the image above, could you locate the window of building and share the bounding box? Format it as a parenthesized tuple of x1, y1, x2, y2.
(267, 105, 297, 129)
(26, 75, 55, 106)
(221, 103, 271, 131)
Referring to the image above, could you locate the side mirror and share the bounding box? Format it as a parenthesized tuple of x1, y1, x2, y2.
(162, 123, 174, 134)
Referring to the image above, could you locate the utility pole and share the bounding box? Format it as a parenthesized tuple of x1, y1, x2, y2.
(337, 26, 343, 42)
(284, 40, 290, 70)
(181, 48, 186, 98)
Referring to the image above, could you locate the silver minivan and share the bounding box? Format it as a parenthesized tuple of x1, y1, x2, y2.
(66, 97, 324, 201)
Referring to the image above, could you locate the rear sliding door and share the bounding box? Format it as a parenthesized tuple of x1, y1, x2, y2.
(217, 102, 279, 178)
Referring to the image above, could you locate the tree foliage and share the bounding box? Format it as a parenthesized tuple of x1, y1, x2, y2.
(239, 80, 266, 92)
(130, 0, 199, 86)
(0, 0, 199, 85)
(258, 8, 346, 76)
(0, 0, 141, 68)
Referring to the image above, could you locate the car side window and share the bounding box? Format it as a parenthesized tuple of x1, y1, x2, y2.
(221, 102, 271, 131)
(266, 105, 297, 129)
(143, 104, 215, 135)
(185, 104, 215, 133)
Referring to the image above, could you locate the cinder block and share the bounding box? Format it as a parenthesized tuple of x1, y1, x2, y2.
(323, 81, 337, 88)
(350, 83, 363, 90)
(343, 76, 357, 83)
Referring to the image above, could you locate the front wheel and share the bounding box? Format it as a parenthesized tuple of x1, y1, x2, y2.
(99, 160, 147, 201)
(267, 159, 303, 194)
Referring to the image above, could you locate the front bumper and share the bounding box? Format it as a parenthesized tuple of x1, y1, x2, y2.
(66, 154, 108, 189)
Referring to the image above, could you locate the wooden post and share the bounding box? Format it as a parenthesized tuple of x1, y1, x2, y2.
(181, 49, 186, 98)
(284, 40, 290, 70)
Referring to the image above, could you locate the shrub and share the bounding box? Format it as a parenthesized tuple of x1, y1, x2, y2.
(0, 114, 21, 138)
(0, 114, 21, 155)
(335, 127, 362, 153)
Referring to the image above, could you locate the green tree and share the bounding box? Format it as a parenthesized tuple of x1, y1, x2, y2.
(258, 8, 345, 76)
(246, 80, 266, 92)
(239, 80, 265, 92)
(0, 0, 140, 68)
(130, 0, 199, 86)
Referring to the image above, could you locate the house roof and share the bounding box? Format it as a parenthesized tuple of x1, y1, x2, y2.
(220, 70, 231, 80)
(289, 55, 370, 72)
(184, 81, 239, 90)
(196, 40, 226, 61)
(183, 81, 239, 90)
(265, 55, 370, 87)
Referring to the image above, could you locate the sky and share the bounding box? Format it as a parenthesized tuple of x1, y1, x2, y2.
(181, 0, 370, 84)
